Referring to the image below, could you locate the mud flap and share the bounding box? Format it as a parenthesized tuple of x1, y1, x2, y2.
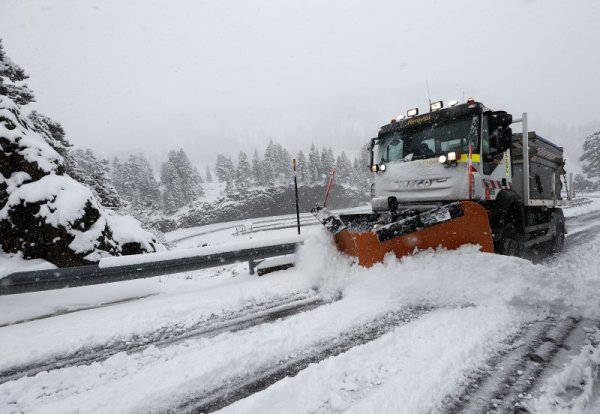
(312, 201, 494, 267)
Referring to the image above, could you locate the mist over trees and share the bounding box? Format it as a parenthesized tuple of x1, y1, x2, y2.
(212, 141, 371, 193)
(2, 37, 371, 224)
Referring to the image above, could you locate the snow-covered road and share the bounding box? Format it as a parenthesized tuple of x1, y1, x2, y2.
(1, 200, 600, 414)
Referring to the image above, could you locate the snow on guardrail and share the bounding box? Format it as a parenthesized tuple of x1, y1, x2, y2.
(98, 235, 307, 268)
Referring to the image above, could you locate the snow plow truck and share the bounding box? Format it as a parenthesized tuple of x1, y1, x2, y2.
(313, 99, 569, 266)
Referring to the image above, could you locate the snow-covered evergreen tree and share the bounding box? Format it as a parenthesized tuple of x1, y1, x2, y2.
(112, 154, 160, 210)
(321, 146, 335, 182)
(160, 155, 183, 212)
(581, 130, 600, 181)
(0, 40, 163, 265)
(27, 111, 70, 159)
(160, 149, 203, 211)
(263, 140, 277, 187)
(235, 150, 252, 190)
(215, 154, 235, 184)
(308, 144, 321, 184)
(0, 39, 35, 106)
(130, 154, 161, 209)
(336, 151, 353, 185)
(174, 149, 204, 198)
(71, 148, 123, 208)
(296, 150, 309, 184)
(278, 147, 292, 183)
(251, 149, 263, 186)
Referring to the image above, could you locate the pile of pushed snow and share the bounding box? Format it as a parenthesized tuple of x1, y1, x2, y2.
(0, 96, 164, 268)
(296, 227, 600, 320)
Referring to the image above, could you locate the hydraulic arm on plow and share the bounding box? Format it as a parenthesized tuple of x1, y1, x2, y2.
(313, 99, 568, 266)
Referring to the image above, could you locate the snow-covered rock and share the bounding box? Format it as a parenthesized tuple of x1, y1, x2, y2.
(0, 96, 164, 268)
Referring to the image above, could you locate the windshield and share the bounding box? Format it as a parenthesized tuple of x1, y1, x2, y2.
(377, 116, 479, 163)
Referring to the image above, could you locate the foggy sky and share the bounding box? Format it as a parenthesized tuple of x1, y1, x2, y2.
(1, 0, 599, 171)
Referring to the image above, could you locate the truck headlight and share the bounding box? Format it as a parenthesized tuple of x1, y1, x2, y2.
(438, 155, 447, 164)
(448, 152, 457, 161)
(379, 164, 386, 172)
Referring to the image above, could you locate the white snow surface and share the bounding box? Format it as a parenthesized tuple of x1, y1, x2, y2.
(0, 250, 55, 279)
(0, 200, 599, 413)
(527, 328, 600, 413)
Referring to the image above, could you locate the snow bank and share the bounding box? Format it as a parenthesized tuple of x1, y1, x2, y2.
(295, 226, 600, 320)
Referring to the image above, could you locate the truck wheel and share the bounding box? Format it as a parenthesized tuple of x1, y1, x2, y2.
(549, 216, 566, 253)
(497, 223, 524, 257)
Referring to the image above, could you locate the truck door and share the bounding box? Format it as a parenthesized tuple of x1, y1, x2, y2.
(481, 116, 503, 176)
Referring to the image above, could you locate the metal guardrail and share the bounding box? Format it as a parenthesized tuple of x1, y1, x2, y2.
(0, 241, 300, 296)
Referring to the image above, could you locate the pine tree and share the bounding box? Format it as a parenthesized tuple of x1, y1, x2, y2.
(224, 156, 235, 188)
(279, 147, 292, 183)
(581, 130, 600, 181)
(235, 150, 252, 190)
(215, 154, 234, 184)
(27, 111, 70, 158)
(205, 165, 213, 183)
(296, 150, 309, 185)
(160, 149, 203, 211)
(112, 157, 132, 198)
(174, 149, 204, 200)
(308, 144, 321, 184)
(321, 146, 335, 182)
(112, 154, 160, 210)
(71, 148, 123, 208)
(130, 154, 161, 209)
(160, 154, 183, 212)
(263, 140, 277, 187)
(351, 157, 362, 188)
(251, 149, 263, 186)
(0, 39, 35, 106)
(336, 151, 353, 185)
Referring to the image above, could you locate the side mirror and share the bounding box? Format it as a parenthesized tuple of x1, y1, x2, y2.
(488, 112, 513, 153)
(496, 127, 512, 152)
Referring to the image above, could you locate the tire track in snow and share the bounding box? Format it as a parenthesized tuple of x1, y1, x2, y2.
(564, 210, 600, 250)
(166, 305, 434, 414)
(0, 293, 158, 328)
(443, 317, 580, 414)
(0, 290, 339, 384)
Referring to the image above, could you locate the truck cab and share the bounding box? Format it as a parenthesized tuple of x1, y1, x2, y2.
(369, 99, 514, 212)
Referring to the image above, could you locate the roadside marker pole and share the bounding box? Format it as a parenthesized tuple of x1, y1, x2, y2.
(292, 159, 301, 235)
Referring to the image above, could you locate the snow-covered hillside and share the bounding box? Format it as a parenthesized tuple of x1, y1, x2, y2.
(1, 200, 600, 413)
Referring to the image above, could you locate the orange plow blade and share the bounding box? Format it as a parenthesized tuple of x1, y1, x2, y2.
(312, 201, 494, 267)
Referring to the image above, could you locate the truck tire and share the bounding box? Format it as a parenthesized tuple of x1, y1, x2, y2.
(548, 211, 566, 254)
(496, 223, 524, 257)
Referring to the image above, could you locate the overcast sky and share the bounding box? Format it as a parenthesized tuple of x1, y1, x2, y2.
(2, 0, 599, 170)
